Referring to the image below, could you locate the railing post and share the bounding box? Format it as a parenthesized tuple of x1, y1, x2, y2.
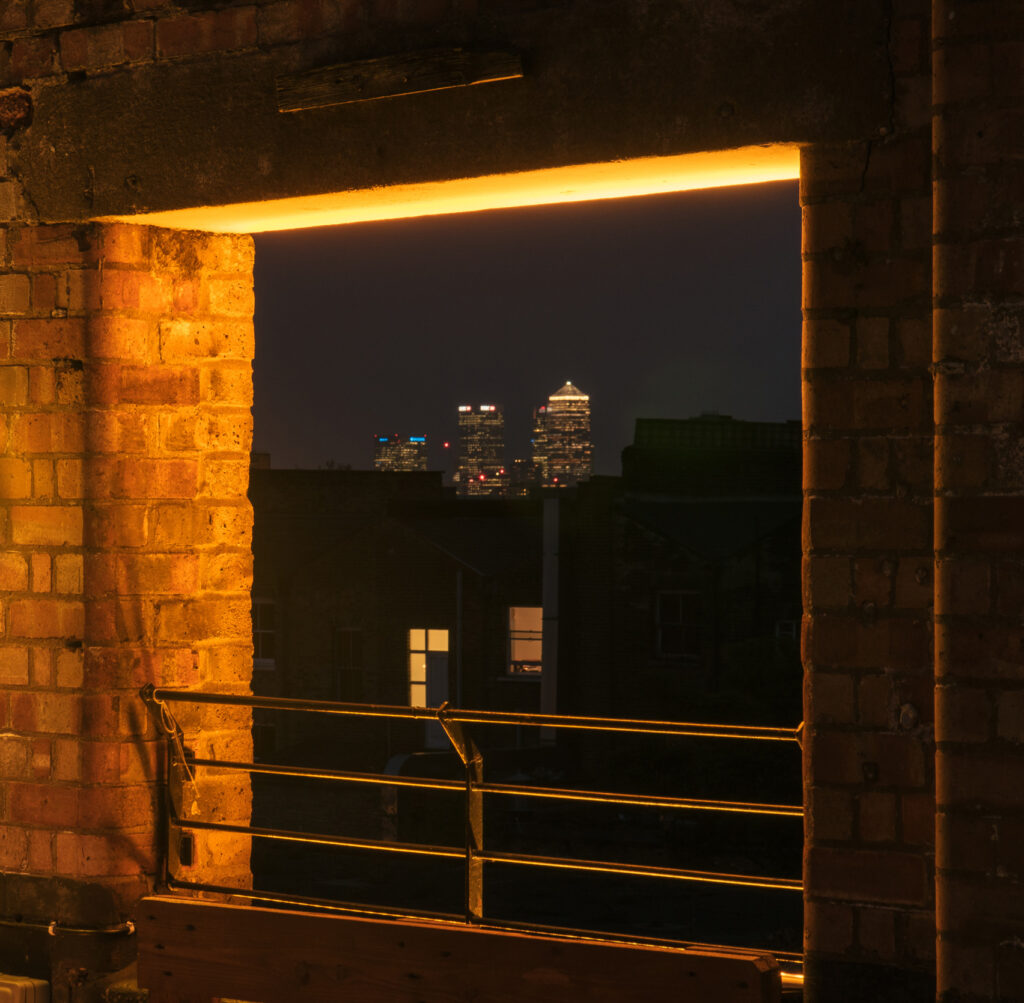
(438, 705, 484, 923)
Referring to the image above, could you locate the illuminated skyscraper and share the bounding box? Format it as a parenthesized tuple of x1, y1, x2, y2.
(374, 433, 428, 472)
(456, 404, 506, 496)
(533, 381, 593, 487)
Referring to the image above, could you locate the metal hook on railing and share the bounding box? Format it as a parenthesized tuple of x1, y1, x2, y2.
(140, 684, 200, 810)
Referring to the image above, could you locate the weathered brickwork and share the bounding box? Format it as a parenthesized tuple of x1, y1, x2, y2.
(1, 0, 1023, 1000)
(800, 2, 937, 998)
(0, 219, 255, 923)
(933, 2, 1024, 1001)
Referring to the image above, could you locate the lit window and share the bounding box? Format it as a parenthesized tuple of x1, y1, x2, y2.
(656, 591, 700, 659)
(408, 629, 449, 707)
(508, 606, 543, 675)
(252, 598, 277, 670)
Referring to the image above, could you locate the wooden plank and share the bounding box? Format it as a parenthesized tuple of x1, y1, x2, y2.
(276, 48, 523, 113)
(137, 896, 781, 1003)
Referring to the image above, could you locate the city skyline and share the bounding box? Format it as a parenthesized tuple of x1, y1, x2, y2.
(252, 180, 801, 474)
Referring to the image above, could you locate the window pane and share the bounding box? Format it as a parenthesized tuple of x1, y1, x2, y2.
(510, 606, 543, 632)
(409, 653, 426, 683)
(409, 629, 426, 651)
(511, 637, 542, 662)
(427, 629, 449, 652)
(410, 682, 426, 707)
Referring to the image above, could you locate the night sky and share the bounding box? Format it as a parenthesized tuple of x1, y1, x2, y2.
(252, 179, 801, 477)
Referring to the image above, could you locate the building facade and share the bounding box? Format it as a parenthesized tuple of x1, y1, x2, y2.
(374, 433, 428, 472)
(456, 404, 506, 497)
(532, 382, 593, 487)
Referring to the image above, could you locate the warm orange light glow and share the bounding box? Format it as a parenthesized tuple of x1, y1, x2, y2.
(97, 144, 800, 234)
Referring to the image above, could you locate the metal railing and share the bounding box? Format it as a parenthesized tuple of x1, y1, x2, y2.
(142, 685, 803, 970)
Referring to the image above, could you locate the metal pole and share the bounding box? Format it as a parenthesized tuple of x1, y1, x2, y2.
(438, 707, 484, 923)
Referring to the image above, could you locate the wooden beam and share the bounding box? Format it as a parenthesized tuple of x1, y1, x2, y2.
(276, 49, 523, 113)
(137, 896, 781, 1002)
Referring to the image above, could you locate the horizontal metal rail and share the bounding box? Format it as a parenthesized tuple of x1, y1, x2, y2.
(170, 811, 800, 893)
(170, 810, 464, 860)
(148, 683, 804, 969)
(476, 849, 802, 892)
(147, 685, 798, 742)
(192, 757, 465, 793)
(478, 781, 803, 818)
(194, 756, 802, 818)
(166, 878, 465, 926)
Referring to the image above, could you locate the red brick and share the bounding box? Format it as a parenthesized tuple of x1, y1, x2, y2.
(853, 559, 895, 608)
(12, 317, 86, 359)
(117, 365, 201, 405)
(55, 832, 154, 876)
(808, 785, 854, 841)
(83, 503, 148, 549)
(809, 671, 855, 725)
(0, 458, 32, 499)
(28, 365, 56, 406)
(858, 673, 894, 728)
(10, 36, 59, 80)
(857, 904, 896, 959)
(802, 317, 851, 370)
(997, 690, 1024, 743)
(0, 646, 30, 685)
(0, 828, 28, 870)
(84, 411, 150, 455)
(9, 225, 89, 267)
(10, 505, 83, 546)
(123, 19, 154, 62)
(156, 8, 258, 59)
(33, 0, 74, 30)
(937, 748, 1024, 809)
(0, 365, 29, 404)
(10, 691, 80, 733)
(84, 646, 194, 690)
(84, 456, 199, 500)
(904, 909, 936, 962)
(803, 437, 851, 491)
(805, 497, 932, 552)
(77, 784, 157, 828)
(936, 685, 993, 744)
(31, 553, 51, 593)
(199, 362, 253, 406)
(859, 792, 897, 843)
(812, 730, 928, 788)
(9, 598, 85, 639)
(808, 847, 929, 906)
(8, 781, 77, 826)
(88, 315, 152, 360)
(805, 899, 854, 956)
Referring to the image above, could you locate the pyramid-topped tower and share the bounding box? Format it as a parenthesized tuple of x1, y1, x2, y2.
(532, 380, 594, 487)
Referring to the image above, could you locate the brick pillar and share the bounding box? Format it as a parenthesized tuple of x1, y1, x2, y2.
(0, 221, 254, 987)
(800, 4, 937, 997)
(933, 2, 1024, 1000)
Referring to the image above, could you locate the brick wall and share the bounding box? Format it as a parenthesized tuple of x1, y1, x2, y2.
(933, 2, 1024, 1000)
(0, 219, 255, 927)
(800, 2, 937, 998)
(0, 0, 478, 89)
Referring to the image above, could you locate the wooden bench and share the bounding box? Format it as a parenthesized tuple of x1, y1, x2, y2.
(137, 895, 781, 1002)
